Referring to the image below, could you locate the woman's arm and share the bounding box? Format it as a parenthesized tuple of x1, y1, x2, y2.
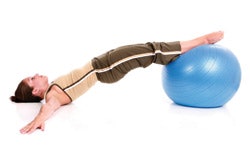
(19, 98, 62, 134)
(20, 85, 71, 134)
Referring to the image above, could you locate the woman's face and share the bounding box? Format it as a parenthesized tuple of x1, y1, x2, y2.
(23, 74, 49, 89)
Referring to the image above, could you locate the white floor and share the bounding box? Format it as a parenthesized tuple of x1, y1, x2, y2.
(1, 0, 250, 155)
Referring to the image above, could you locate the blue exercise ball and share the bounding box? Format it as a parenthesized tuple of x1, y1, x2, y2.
(162, 44, 241, 108)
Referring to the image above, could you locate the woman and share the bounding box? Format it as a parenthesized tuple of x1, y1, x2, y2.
(10, 31, 224, 134)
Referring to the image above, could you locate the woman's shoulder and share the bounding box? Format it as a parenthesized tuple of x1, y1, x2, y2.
(45, 84, 71, 105)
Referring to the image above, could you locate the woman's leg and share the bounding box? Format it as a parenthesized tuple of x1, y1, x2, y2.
(180, 31, 224, 53)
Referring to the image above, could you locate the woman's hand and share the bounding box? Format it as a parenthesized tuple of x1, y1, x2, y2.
(19, 97, 61, 134)
(20, 118, 45, 134)
(19, 85, 70, 134)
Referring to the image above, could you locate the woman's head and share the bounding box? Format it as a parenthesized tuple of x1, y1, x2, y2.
(10, 74, 49, 103)
(10, 80, 42, 102)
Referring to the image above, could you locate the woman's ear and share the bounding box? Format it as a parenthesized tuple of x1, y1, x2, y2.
(32, 88, 40, 96)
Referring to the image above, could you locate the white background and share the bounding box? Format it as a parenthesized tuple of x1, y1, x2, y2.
(0, 0, 249, 154)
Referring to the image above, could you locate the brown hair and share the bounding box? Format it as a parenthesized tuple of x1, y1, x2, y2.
(10, 80, 42, 103)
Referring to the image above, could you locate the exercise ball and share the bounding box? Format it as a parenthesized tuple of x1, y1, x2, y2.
(162, 44, 241, 108)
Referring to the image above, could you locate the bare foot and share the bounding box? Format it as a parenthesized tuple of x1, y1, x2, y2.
(180, 31, 224, 53)
(204, 31, 224, 44)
